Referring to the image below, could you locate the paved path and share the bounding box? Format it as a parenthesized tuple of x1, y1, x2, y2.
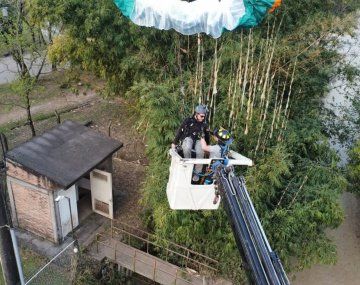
(0, 91, 97, 126)
(293, 192, 360, 285)
(0, 54, 52, 84)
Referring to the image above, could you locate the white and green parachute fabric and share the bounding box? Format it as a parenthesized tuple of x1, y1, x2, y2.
(114, 0, 281, 38)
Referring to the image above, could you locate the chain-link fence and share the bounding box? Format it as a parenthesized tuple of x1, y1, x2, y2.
(23, 240, 76, 285)
(18, 240, 149, 285)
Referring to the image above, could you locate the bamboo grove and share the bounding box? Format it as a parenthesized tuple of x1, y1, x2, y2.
(24, 0, 360, 283)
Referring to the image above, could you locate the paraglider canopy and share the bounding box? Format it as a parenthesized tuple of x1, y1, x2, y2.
(114, 0, 281, 38)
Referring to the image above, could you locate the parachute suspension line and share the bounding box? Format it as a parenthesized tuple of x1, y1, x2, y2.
(209, 39, 220, 128)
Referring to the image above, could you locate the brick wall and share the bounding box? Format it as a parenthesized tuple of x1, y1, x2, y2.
(6, 160, 59, 190)
(10, 183, 55, 241)
(6, 159, 59, 242)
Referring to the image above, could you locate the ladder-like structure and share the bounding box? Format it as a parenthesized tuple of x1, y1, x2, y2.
(90, 221, 228, 285)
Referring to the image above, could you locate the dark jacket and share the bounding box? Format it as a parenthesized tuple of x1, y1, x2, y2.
(173, 116, 210, 145)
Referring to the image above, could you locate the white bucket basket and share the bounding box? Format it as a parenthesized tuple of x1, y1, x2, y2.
(166, 149, 253, 210)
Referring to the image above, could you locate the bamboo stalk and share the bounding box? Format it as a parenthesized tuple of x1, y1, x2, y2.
(277, 62, 296, 142)
(257, 23, 272, 111)
(269, 79, 281, 139)
(275, 64, 290, 131)
(289, 175, 308, 208)
(207, 54, 216, 107)
(259, 23, 278, 121)
(209, 40, 220, 126)
(239, 29, 252, 114)
(194, 33, 201, 99)
(231, 31, 244, 131)
(281, 60, 297, 129)
(227, 70, 234, 129)
(255, 70, 276, 154)
(228, 58, 238, 129)
(248, 40, 264, 129)
(244, 36, 257, 134)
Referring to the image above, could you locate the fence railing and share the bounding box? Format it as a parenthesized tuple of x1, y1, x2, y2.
(96, 233, 203, 285)
(94, 220, 219, 284)
(109, 221, 219, 274)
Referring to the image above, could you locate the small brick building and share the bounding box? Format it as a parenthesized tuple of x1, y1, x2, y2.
(5, 120, 122, 243)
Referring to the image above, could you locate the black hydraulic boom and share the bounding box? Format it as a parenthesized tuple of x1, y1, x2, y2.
(215, 165, 290, 285)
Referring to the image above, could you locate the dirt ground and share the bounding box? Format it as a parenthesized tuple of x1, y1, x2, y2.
(0, 83, 148, 231)
(0, 71, 103, 125)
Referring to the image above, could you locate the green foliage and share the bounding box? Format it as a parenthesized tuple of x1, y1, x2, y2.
(10, 77, 36, 99)
(34, 0, 359, 282)
(347, 140, 360, 194)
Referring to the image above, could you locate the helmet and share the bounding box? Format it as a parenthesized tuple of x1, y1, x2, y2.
(214, 128, 231, 142)
(195, 104, 207, 115)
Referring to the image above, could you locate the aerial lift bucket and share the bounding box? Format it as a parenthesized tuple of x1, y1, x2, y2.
(166, 149, 253, 210)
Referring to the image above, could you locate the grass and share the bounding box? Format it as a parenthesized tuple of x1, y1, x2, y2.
(0, 246, 70, 285)
(0, 70, 104, 115)
(0, 247, 47, 285)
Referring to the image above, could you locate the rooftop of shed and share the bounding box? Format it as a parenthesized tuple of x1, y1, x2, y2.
(6, 120, 123, 188)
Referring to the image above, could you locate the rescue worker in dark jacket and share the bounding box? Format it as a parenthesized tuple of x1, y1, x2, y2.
(171, 105, 210, 178)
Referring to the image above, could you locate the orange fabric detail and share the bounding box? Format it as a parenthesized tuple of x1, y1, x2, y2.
(269, 0, 282, 13)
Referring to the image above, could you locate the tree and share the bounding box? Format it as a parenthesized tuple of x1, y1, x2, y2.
(34, 0, 360, 282)
(0, 0, 55, 136)
(347, 140, 360, 195)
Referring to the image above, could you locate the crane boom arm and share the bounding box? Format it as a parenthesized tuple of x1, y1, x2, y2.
(215, 165, 290, 285)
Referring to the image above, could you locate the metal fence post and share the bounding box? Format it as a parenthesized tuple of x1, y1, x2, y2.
(185, 250, 190, 268)
(133, 251, 137, 271)
(153, 260, 157, 281)
(175, 269, 178, 285)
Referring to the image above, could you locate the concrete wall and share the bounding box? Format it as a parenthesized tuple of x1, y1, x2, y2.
(6, 160, 60, 243)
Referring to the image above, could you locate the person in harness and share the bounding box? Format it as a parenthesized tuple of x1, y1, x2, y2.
(171, 104, 210, 181)
(200, 128, 232, 159)
(171, 104, 210, 158)
(199, 128, 233, 190)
